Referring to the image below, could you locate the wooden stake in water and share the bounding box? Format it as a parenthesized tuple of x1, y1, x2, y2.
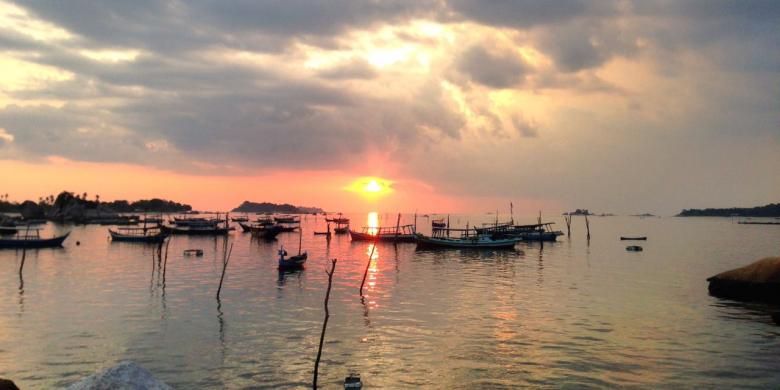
(18, 247, 27, 289)
(585, 215, 591, 240)
(360, 243, 377, 297)
(564, 214, 572, 236)
(313, 258, 337, 390)
(216, 239, 234, 300)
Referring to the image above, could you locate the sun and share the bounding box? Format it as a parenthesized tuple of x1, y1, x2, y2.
(346, 176, 394, 198)
(364, 179, 382, 192)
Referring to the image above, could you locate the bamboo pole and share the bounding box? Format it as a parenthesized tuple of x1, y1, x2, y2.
(18, 247, 26, 289)
(360, 243, 377, 297)
(585, 215, 591, 240)
(313, 258, 337, 389)
(216, 239, 234, 300)
(161, 238, 171, 286)
(564, 214, 572, 236)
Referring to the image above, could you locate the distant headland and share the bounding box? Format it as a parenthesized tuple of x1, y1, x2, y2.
(0, 191, 192, 223)
(232, 201, 322, 214)
(677, 203, 780, 217)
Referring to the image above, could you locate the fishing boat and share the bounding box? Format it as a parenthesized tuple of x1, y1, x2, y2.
(274, 215, 300, 224)
(240, 223, 284, 239)
(349, 225, 417, 242)
(0, 228, 70, 249)
(278, 231, 307, 270)
(620, 236, 648, 240)
(171, 217, 219, 227)
(109, 226, 169, 243)
(325, 213, 349, 224)
(475, 222, 563, 242)
(255, 216, 275, 226)
(333, 224, 349, 234)
(0, 226, 19, 235)
(415, 228, 519, 249)
(162, 222, 233, 236)
(230, 215, 249, 222)
(431, 218, 447, 229)
(314, 223, 332, 237)
(278, 247, 307, 270)
(626, 245, 643, 251)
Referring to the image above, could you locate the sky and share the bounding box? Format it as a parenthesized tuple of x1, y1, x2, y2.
(0, 0, 778, 215)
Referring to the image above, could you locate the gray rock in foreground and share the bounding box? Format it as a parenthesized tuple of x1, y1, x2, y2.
(67, 361, 171, 390)
(707, 256, 780, 303)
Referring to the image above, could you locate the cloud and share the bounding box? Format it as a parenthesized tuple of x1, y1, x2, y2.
(317, 58, 377, 79)
(456, 44, 527, 88)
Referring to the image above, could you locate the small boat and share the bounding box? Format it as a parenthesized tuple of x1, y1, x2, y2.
(626, 245, 643, 251)
(0, 229, 70, 249)
(620, 236, 647, 240)
(314, 223, 332, 237)
(325, 213, 350, 224)
(109, 226, 169, 243)
(415, 230, 519, 249)
(0, 226, 19, 235)
(279, 229, 307, 270)
(333, 225, 349, 234)
(349, 225, 417, 242)
(171, 217, 220, 227)
(274, 215, 300, 224)
(162, 224, 233, 235)
(474, 222, 563, 242)
(183, 249, 204, 256)
(240, 223, 284, 239)
(431, 218, 447, 228)
(230, 216, 249, 222)
(278, 248, 307, 270)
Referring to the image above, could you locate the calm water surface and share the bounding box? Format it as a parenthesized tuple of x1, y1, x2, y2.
(1, 215, 779, 388)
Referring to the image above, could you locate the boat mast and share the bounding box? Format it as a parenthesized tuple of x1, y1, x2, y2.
(298, 226, 303, 255)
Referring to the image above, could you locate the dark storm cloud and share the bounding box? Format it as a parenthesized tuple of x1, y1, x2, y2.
(457, 44, 527, 88)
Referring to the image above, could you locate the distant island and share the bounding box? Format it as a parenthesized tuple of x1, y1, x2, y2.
(563, 209, 614, 217)
(678, 203, 780, 217)
(232, 201, 322, 214)
(0, 191, 192, 223)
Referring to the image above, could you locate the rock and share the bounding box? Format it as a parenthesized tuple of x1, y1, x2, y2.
(0, 378, 20, 390)
(707, 257, 780, 303)
(67, 361, 171, 390)
(20, 200, 45, 220)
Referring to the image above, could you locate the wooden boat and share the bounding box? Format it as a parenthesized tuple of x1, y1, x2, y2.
(240, 223, 284, 239)
(738, 221, 780, 225)
(230, 216, 249, 222)
(254, 216, 275, 226)
(171, 217, 219, 227)
(325, 213, 349, 224)
(0, 226, 19, 235)
(475, 222, 562, 242)
(278, 248, 307, 270)
(431, 218, 447, 228)
(349, 225, 417, 242)
(626, 245, 643, 251)
(620, 236, 647, 240)
(109, 226, 169, 243)
(278, 230, 307, 270)
(333, 225, 349, 234)
(162, 224, 233, 235)
(183, 249, 204, 256)
(0, 229, 70, 249)
(314, 223, 332, 236)
(415, 230, 519, 249)
(274, 215, 300, 224)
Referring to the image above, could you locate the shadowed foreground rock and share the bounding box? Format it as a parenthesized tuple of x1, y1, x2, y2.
(707, 257, 780, 303)
(67, 361, 171, 390)
(0, 378, 20, 390)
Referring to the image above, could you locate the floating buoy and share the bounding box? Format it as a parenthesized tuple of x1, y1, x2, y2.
(626, 245, 642, 251)
(76, 241, 81, 246)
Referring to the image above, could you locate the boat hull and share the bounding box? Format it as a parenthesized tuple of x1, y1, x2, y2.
(0, 232, 70, 249)
(349, 230, 417, 242)
(415, 234, 518, 249)
(162, 226, 233, 235)
(279, 253, 307, 270)
(109, 230, 170, 243)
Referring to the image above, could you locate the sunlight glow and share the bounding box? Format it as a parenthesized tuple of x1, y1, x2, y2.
(346, 177, 394, 199)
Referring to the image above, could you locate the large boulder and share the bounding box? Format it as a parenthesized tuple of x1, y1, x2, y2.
(707, 257, 780, 303)
(67, 361, 171, 390)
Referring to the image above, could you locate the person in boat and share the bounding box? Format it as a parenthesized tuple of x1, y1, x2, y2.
(278, 246, 288, 261)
